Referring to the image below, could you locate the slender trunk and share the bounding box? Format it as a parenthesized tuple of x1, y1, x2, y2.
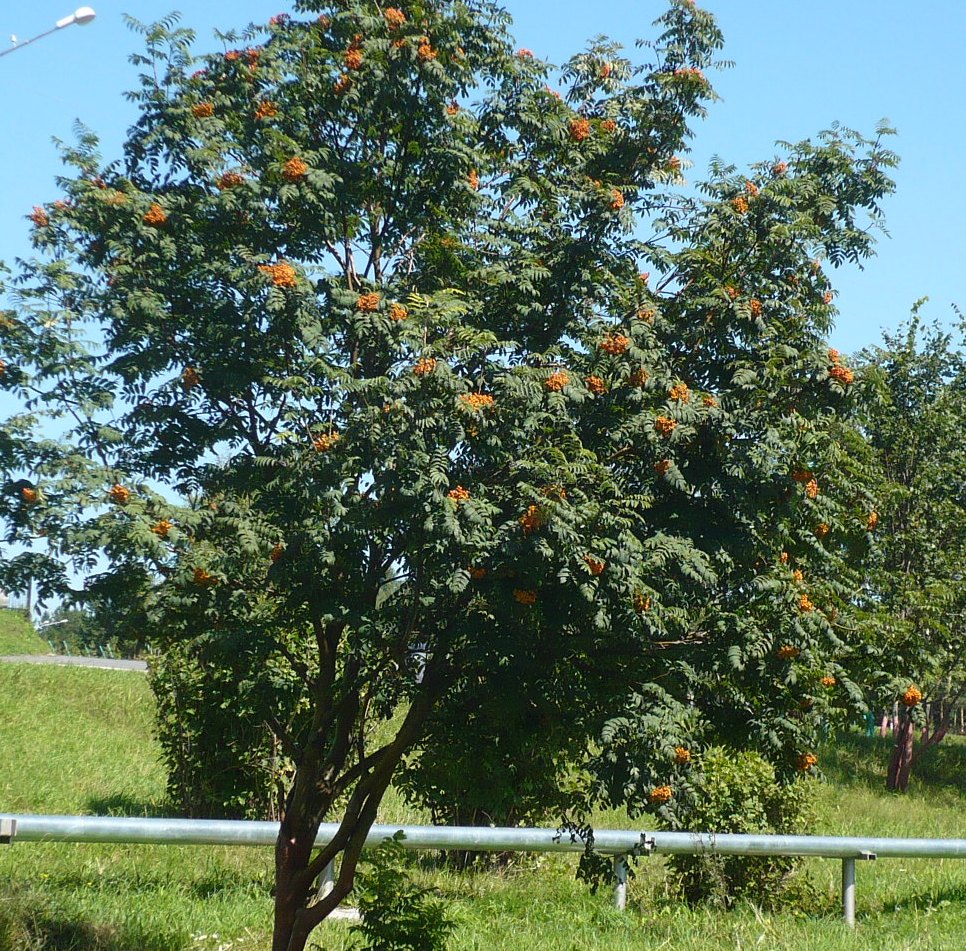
(886, 713, 915, 792)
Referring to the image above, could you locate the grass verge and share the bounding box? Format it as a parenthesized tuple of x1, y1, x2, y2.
(0, 611, 47, 655)
(4, 666, 966, 949)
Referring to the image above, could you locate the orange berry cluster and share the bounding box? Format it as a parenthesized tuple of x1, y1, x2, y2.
(468, 170, 480, 190)
(109, 484, 131, 505)
(448, 485, 470, 504)
(654, 415, 677, 438)
(828, 365, 855, 385)
(902, 685, 922, 707)
(791, 467, 813, 483)
(193, 567, 218, 588)
(143, 203, 168, 227)
(334, 74, 351, 95)
(772, 161, 788, 176)
(585, 375, 606, 395)
(805, 479, 819, 500)
(460, 393, 495, 410)
(282, 157, 309, 182)
(182, 367, 200, 389)
(674, 747, 691, 765)
(193, 102, 215, 118)
(609, 188, 625, 210)
(654, 459, 671, 477)
(469, 566, 487, 580)
(312, 432, 340, 452)
(669, 382, 690, 403)
(259, 262, 298, 287)
(151, 520, 172, 538)
(731, 196, 749, 215)
(633, 592, 651, 613)
(797, 752, 818, 772)
(628, 368, 649, 387)
(649, 785, 673, 805)
(417, 38, 437, 61)
(816, 522, 830, 539)
(255, 100, 279, 120)
(601, 119, 617, 133)
(413, 357, 437, 377)
(544, 370, 570, 392)
(21, 487, 38, 504)
(820, 676, 836, 688)
(217, 171, 245, 189)
(798, 594, 815, 613)
(792, 569, 804, 584)
(569, 118, 591, 142)
(867, 511, 878, 531)
(600, 333, 631, 355)
(702, 394, 718, 408)
(777, 644, 800, 660)
(355, 292, 382, 312)
(29, 206, 49, 228)
(345, 46, 364, 70)
(269, 543, 284, 564)
(388, 302, 408, 321)
(583, 555, 605, 576)
(385, 7, 407, 28)
(519, 504, 543, 534)
(514, 588, 537, 605)
(749, 299, 762, 318)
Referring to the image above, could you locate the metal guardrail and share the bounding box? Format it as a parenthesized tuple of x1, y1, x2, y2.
(6, 814, 966, 926)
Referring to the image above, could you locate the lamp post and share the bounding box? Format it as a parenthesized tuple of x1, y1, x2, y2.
(1, 7, 96, 59)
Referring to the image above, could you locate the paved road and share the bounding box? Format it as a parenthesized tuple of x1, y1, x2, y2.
(0, 654, 147, 672)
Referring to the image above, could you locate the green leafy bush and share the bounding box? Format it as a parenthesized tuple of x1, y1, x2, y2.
(664, 747, 816, 907)
(349, 833, 454, 951)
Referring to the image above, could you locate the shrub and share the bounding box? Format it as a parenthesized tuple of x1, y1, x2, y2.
(349, 833, 454, 951)
(664, 747, 816, 907)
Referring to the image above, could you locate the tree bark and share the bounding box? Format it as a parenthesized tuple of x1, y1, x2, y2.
(886, 712, 915, 791)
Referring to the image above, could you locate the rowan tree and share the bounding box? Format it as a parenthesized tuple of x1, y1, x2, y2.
(851, 313, 966, 791)
(0, 1, 896, 947)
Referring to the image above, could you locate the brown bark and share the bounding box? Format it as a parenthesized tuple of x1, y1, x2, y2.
(269, 653, 452, 951)
(886, 712, 915, 791)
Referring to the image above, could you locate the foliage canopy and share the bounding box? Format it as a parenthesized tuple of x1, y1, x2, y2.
(0, 1, 896, 947)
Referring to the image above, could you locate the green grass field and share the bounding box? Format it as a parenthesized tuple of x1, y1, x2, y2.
(2, 661, 966, 950)
(0, 611, 47, 655)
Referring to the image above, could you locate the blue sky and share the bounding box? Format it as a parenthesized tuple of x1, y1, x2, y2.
(2, 0, 962, 355)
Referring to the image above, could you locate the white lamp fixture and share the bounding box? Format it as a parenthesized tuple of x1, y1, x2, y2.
(1, 7, 96, 57)
(56, 7, 97, 29)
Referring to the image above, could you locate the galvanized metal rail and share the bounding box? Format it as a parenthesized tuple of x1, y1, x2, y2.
(5, 814, 966, 926)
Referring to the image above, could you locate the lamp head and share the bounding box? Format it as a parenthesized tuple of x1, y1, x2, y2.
(56, 7, 96, 29)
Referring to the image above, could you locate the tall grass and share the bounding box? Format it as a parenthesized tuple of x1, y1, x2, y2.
(3, 663, 966, 950)
(0, 612, 47, 655)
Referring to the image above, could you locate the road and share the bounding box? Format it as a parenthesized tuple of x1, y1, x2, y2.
(0, 654, 147, 672)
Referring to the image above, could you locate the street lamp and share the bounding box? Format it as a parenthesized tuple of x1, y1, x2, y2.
(1, 7, 96, 59)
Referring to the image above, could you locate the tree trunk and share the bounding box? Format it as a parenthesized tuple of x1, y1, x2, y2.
(886, 712, 915, 791)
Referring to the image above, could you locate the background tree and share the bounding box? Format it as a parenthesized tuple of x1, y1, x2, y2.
(852, 312, 966, 791)
(0, 1, 895, 948)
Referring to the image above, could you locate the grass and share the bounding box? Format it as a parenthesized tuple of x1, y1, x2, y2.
(3, 664, 966, 950)
(0, 611, 47, 655)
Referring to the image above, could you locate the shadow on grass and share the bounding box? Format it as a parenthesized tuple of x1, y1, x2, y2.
(84, 793, 176, 818)
(879, 880, 966, 914)
(0, 889, 188, 951)
(822, 731, 966, 798)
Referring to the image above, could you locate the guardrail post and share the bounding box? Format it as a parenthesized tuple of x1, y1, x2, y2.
(316, 858, 336, 900)
(613, 854, 628, 911)
(842, 857, 856, 927)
